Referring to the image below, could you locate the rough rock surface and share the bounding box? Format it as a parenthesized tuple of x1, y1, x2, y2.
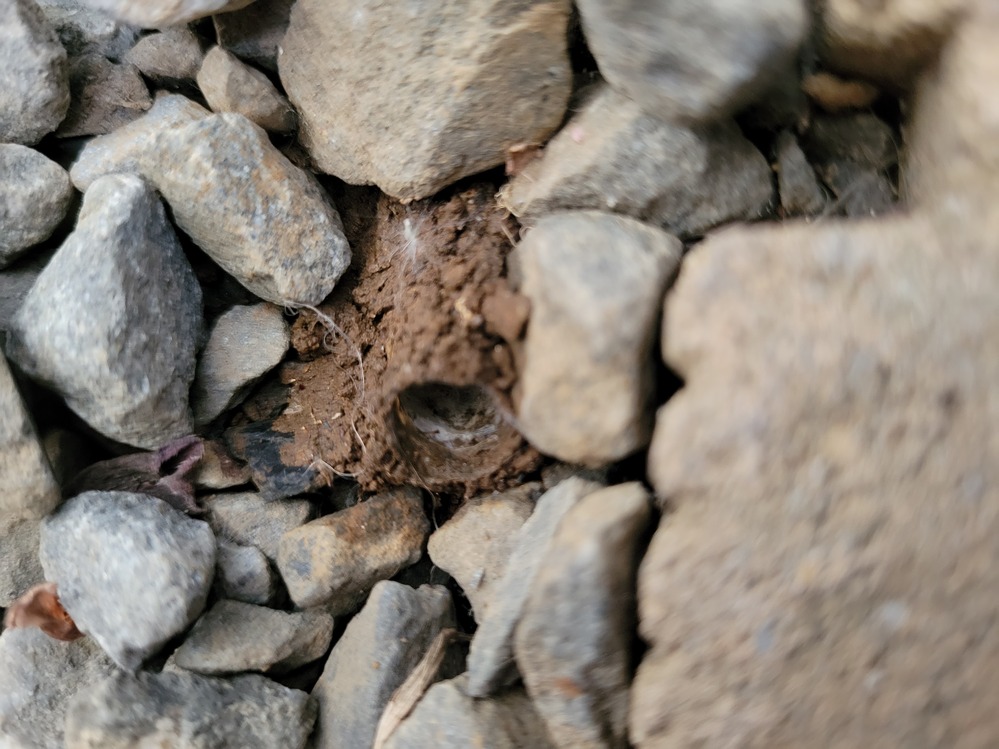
(0, 256, 44, 333)
(775, 130, 827, 217)
(6, 175, 203, 449)
(0, 145, 73, 267)
(0, 0, 70, 144)
(203, 491, 314, 562)
(279, 0, 573, 200)
(125, 26, 204, 85)
(173, 599, 334, 675)
(0, 518, 44, 607)
(427, 483, 539, 622)
(499, 85, 774, 239)
(69, 92, 209, 191)
(311, 581, 454, 749)
(73, 0, 253, 28)
(37, 0, 139, 60)
(515, 483, 651, 749)
(0, 628, 117, 749)
(466, 477, 601, 696)
(214, 538, 277, 604)
(213, 0, 292, 71)
(515, 211, 682, 465)
(635, 9, 999, 745)
(198, 45, 295, 132)
(57, 54, 151, 137)
(576, 0, 808, 122)
(141, 113, 351, 305)
(277, 486, 430, 611)
(193, 303, 290, 426)
(40, 491, 216, 670)
(384, 675, 554, 749)
(64, 670, 316, 749)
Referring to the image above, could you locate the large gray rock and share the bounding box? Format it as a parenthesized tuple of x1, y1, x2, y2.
(514, 212, 682, 466)
(197, 45, 295, 133)
(40, 491, 216, 670)
(6, 175, 202, 449)
(0, 145, 73, 268)
(69, 92, 209, 191)
(277, 486, 429, 612)
(125, 26, 204, 85)
(141, 113, 351, 305)
(0, 0, 70, 144)
(0, 628, 117, 749)
(214, 538, 277, 604)
(279, 0, 572, 200)
(36, 0, 139, 60)
(57, 54, 150, 137)
(64, 670, 316, 749)
(173, 599, 334, 675)
(311, 581, 454, 749)
(576, 0, 808, 122)
(499, 84, 774, 239)
(427, 483, 539, 622)
(193, 303, 290, 426)
(466, 477, 602, 697)
(203, 491, 315, 562)
(71, 0, 253, 27)
(213, 0, 292, 71)
(515, 483, 651, 749)
(384, 675, 554, 749)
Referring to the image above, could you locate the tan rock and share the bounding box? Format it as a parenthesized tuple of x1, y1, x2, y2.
(197, 45, 295, 133)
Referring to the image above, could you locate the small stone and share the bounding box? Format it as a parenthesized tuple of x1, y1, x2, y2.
(203, 490, 315, 562)
(57, 54, 151, 137)
(193, 304, 290, 426)
(64, 670, 316, 749)
(540, 463, 609, 491)
(279, 0, 572, 200)
(0, 628, 117, 749)
(213, 0, 292, 71)
(311, 581, 454, 749)
(140, 112, 351, 305)
(198, 45, 296, 132)
(515, 211, 682, 466)
(224, 419, 325, 499)
(427, 483, 539, 622)
(0, 518, 43, 608)
(383, 675, 554, 749)
(214, 538, 277, 604)
(575, 0, 809, 122)
(36, 0, 139, 60)
(0, 0, 70, 144)
(466, 477, 602, 697)
(173, 599, 334, 675)
(6, 174, 203, 449)
(125, 26, 204, 85)
(69, 92, 209, 191)
(72, 0, 253, 27)
(40, 490, 216, 671)
(0, 145, 73, 268)
(193, 439, 251, 490)
(278, 486, 430, 612)
(775, 130, 827, 217)
(499, 84, 774, 239)
(515, 483, 652, 749)
(801, 71, 880, 113)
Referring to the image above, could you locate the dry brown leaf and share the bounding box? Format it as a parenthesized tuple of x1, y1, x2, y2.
(4, 582, 83, 642)
(803, 72, 880, 113)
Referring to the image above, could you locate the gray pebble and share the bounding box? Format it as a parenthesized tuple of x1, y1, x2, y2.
(0, 145, 73, 268)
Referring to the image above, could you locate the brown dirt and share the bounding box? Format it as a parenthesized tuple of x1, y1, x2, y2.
(272, 182, 541, 497)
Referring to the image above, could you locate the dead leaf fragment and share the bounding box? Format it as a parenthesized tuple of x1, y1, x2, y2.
(803, 72, 880, 113)
(4, 582, 83, 642)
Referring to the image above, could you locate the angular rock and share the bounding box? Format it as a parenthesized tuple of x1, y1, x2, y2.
(125, 26, 204, 85)
(193, 303, 290, 426)
(540, 462, 609, 491)
(311, 581, 454, 749)
(278, 486, 429, 612)
(36, 0, 137, 60)
(40, 490, 216, 670)
(775, 130, 828, 217)
(0, 628, 117, 749)
(65, 670, 316, 749)
(514, 211, 682, 465)
(499, 85, 774, 239)
(466, 477, 601, 696)
(214, 538, 276, 604)
(0, 145, 73, 268)
(383, 675, 554, 749)
(69, 92, 209, 191)
(279, 0, 572, 200)
(515, 483, 651, 749)
(198, 45, 295, 132)
(576, 0, 808, 122)
(57, 54, 151, 137)
(427, 483, 539, 622)
(225, 418, 325, 499)
(6, 175, 202, 449)
(0, 0, 70, 144)
(203, 490, 314, 562)
(73, 0, 252, 27)
(174, 599, 334, 675)
(193, 439, 251, 490)
(214, 0, 292, 71)
(141, 113, 350, 305)
(0, 519, 44, 607)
